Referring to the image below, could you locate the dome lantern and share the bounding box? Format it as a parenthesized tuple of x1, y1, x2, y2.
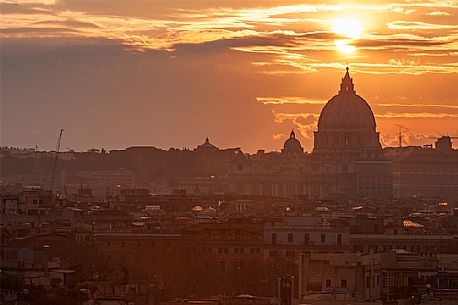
(339, 66, 355, 94)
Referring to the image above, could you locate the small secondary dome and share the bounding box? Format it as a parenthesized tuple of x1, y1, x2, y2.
(196, 137, 219, 151)
(282, 130, 303, 155)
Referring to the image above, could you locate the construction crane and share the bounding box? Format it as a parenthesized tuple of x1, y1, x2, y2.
(50, 129, 64, 198)
(396, 124, 409, 148)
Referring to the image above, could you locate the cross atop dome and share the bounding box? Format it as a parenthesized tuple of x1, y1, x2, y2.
(290, 129, 296, 139)
(339, 66, 355, 94)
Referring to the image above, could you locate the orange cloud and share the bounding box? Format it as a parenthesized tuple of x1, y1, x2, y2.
(387, 21, 458, 30)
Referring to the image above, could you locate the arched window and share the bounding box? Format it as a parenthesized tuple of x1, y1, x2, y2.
(304, 233, 310, 245)
(337, 234, 342, 246)
(288, 233, 294, 243)
(321, 233, 326, 243)
(272, 233, 277, 245)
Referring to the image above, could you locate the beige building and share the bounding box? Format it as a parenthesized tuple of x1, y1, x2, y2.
(299, 250, 443, 303)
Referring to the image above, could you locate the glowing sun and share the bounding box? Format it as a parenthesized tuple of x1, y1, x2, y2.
(331, 17, 362, 53)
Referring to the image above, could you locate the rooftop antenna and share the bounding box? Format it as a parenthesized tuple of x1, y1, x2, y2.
(395, 124, 409, 148)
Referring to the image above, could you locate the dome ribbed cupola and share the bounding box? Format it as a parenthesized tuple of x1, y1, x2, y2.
(313, 67, 382, 159)
(317, 67, 376, 131)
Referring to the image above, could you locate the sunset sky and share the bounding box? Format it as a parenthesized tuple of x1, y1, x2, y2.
(1, 0, 458, 152)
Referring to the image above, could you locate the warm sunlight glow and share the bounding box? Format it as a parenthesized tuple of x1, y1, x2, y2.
(332, 17, 362, 39)
(334, 40, 356, 53)
(331, 17, 362, 54)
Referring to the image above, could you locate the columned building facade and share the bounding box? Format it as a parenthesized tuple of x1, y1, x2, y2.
(228, 68, 393, 200)
(312, 68, 392, 199)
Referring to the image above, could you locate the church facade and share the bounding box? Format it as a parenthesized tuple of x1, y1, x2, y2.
(227, 68, 393, 199)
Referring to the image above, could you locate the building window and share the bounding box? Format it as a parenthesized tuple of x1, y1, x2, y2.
(269, 251, 278, 257)
(288, 233, 294, 243)
(326, 279, 332, 288)
(272, 233, 277, 245)
(234, 261, 244, 271)
(337, 234, 342, 246)
(321, 233, 326, 243)
(219, 261, 226, 272)
(341, 279, 347, 288)
(304, 233, 310, 245)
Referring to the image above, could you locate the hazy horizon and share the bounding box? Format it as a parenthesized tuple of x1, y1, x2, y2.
(1, 0, 458, 153)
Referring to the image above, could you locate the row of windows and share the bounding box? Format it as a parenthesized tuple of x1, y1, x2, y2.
(399, 177, 458, 184)
(306, 279, 349, 292)
(354, 244, 437, 253)
(358, 186, 392, 195)
(218, 260, 248, 272)
(358, 175, 391, 184)
(268, 250, 297, 258)
(272, 233, 343, 245)
(103, 241, 171, 248)
(216, 247, 261, 255)
(106, 255, 126, 264)
(317, 134, 375, 148)
(326, 279, 348, 289)
(200, 229, 258, 237)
